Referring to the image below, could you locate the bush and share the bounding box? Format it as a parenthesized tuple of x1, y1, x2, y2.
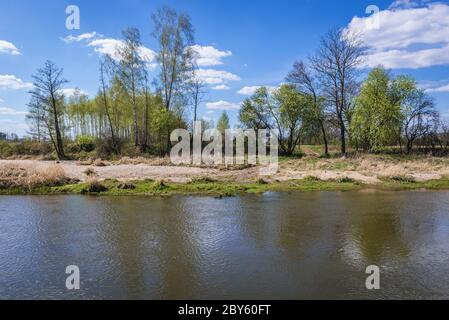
(76, 135, 96, 152)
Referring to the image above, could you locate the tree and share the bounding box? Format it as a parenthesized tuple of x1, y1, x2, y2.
(287, 60, 329, 155)
(312, 29, 366, 154)
(99, 59, 119, 153)
(152, 6, 194, 111)
(114, 27, 145, 147)
(216, 111, 230, 135)
(152, 6, 195, 152)
(238, 85, 307, 155)
(273, 85, 308, 155)
(28, 61, 68, 159)
(351, 67, 403, 151)
(188, 73, 206, 127)
(402, 89, 439, 153)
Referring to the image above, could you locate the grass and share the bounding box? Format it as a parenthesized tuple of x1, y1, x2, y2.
(3, 176, 449, 197)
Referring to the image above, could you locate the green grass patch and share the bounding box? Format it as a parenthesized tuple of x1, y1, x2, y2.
(2, 177, 449, 197)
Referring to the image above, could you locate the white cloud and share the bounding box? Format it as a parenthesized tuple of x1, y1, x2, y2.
(206, 100, 240, 111)
(87, 38, 122, 58)
(423, 82, 449, 93)
(0, 107, 28, 116)
(346, 2, 449, 69)
(389, 0, 431, 10)
(196, 69, 240, 85)
(212, 84, 231, 91)
(428, 84, 449, 93)
(237, 85, 277, 96)
(87, 38, 157, 66)
(0, 75, 32, 90)
(0, 98, 4, 103)
(202, 116, 213, 122)
(60, 88, 88, 97)
(61, 32, 101, 43)
(190, 45, 232, 66)
(0, 40, 21, 55)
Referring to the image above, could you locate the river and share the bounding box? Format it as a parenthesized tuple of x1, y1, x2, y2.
(0, 191, 448, 299)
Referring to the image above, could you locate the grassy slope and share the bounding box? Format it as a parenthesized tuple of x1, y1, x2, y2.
(2, 177, 449, 197)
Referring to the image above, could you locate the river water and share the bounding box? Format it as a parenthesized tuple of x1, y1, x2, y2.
(0, 191, 448, 299)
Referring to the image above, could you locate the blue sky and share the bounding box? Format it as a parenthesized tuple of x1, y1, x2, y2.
(1, 0, 449, 135)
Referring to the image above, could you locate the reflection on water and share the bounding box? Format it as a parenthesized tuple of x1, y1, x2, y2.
(0, 191, 448, 299)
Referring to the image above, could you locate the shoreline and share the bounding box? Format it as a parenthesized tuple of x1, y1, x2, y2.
(2, 177, 449, 197)
(2, 156, 449, 197)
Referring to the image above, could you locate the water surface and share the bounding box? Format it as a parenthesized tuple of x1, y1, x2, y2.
(1, 191, 449, 299)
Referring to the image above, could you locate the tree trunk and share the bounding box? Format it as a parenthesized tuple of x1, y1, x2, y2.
(340, 120, 346, 155)
(320, 121, 328, 156)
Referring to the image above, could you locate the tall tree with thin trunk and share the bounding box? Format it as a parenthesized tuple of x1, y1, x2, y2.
(189, 73, 206, 128)
(312, 29, 366, 155)
(152, 6, 195, 152)
(99, 59, 119, 153)
(114, 27, 145, 147)
(28, 61, 68, 159)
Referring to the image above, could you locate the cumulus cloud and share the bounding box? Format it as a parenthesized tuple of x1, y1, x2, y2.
(212, 84, 231, 91)
(237, 85, 277, 96)
(190, 45, 232, 66)
(61, 32, 101, 43)
(0, 75, 32, 90)
(206, 100, 240, 111)
(0, 107, 28, 116)
(427, 84, 449, 93)
(346, 2, 449, 69)
(421, 80, 449, 93)
(389, 0, 431, 10)
(0, 40, 21, 55)
(87, 38, 157, 66)
(60, 88, 88, 97)
(196, 69, 241, 85)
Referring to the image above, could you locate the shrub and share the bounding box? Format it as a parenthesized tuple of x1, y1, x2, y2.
(76, 135, 96, 152)
(83, 167, 96, 177)
(85, 178, 107, 193)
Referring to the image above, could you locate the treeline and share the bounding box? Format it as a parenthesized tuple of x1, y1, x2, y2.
(239, 29, 449, 156)
(12, 10, 449, 160)
(25, 7, 210, 159)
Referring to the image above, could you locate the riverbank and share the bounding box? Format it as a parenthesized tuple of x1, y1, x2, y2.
(1, 155, 449, 196)
(2, 177, 449, 197)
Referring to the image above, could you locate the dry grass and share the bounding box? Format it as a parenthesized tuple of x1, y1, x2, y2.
(83, 167, 97, 177)
(0, 164, 70, 190)
(116, 156, 172, 166)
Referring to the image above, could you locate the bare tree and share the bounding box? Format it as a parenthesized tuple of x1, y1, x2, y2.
(287, 60, 329, 155)
(402, 90, 439, 154)
(99, 59, 119, 153)
(311, 29, 366, 154)
(26, 96, 43, 142)
(188, 73, 206, 127)
(28, 61, 68, 159)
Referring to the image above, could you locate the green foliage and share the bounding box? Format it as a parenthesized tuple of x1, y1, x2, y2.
(216, 111, 230, 134)
(351, 67, 409, 152)
(239, 85, 308, 155)
(76, 135, 96, 152)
